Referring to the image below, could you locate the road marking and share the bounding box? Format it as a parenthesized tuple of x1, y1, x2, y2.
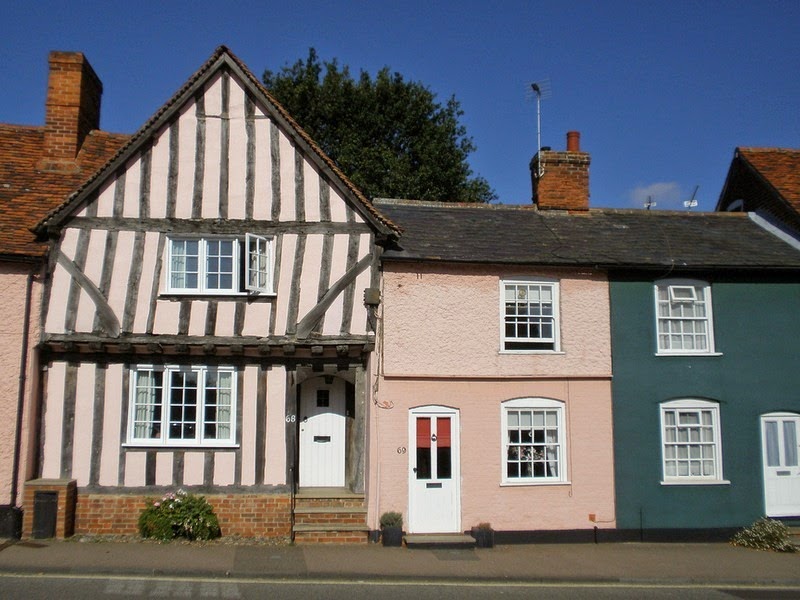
(1, 571, 800, 593)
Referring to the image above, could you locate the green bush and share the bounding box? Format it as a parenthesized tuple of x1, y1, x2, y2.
(138, 490, 221, 541)
(731, 517, 796, 553)
(380, 511, 403, 529)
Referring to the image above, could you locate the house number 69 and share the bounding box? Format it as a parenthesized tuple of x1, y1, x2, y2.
(397, 447, 407, 454)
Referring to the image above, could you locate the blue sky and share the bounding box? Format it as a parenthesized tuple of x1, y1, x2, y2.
(3, 1, 799, 210)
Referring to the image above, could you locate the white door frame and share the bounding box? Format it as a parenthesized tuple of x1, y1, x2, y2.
(298, 376, 346, 487)
(761, 412, 800, 517)
(407, 405, 461, 533)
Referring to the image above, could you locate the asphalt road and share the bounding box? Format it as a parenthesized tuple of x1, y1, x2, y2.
(2, 573, 800, 600)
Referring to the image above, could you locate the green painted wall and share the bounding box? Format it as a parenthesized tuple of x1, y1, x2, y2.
(610, 276, 800, 530)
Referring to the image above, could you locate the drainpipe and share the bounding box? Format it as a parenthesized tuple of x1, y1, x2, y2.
(10, 269, 35, 507)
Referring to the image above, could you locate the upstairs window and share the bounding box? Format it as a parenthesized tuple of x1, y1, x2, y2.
(501, 280, 560, 351)
(655, 280, 715, 354)
(167, 235, 272, 295)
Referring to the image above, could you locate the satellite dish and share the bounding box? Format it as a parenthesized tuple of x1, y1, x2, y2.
(683, 185, 699, 209)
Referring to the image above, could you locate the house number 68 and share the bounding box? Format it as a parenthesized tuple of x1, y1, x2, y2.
(285, 415, 296, 423)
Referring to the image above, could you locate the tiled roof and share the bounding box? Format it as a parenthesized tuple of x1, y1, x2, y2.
(737, 147, 800, 211)
(38, 46, 400, 236)
(375, 199, 800, 270)
(0, 124, 127, 258)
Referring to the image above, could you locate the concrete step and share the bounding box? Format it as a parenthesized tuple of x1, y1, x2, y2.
(404, 533, 476, 549)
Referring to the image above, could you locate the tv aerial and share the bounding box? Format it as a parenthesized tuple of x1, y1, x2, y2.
(683, 185, 699, 209)
(527, 79, 551, 177)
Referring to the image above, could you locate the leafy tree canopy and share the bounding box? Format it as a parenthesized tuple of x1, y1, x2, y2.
(263, 48, 496, 203)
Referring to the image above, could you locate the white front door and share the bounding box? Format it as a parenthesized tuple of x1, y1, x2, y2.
(408, 407, 460, 533)
(761, 412, 800, 517)
(299, 377, 346, 487)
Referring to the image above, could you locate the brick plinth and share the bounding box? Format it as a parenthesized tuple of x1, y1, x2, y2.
(22, 479, 77, 539)
(72, 492, 292, 539)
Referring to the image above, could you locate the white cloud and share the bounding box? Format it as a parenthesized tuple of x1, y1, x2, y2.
(628, 182, 683, 210)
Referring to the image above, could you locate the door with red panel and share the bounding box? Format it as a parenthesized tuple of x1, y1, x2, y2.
(408, 407, 460, 533)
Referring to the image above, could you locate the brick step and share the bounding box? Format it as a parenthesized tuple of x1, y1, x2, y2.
(293, 523, 370, 545)
(293, 507, 367, 526)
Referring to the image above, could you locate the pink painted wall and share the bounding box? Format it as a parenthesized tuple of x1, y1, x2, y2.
(381, 262, 611, 378)
(366, 263, 615, 532)
(0, 263, 41, 506)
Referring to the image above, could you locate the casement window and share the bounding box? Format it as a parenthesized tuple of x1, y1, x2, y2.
(502, 398, 566, 484)
(166, 234, 272, 295)
(128, 365, 236, 446)
(654, 279, 715, 354)
(660, 399, 725, 484)
(501, 279, 560, 352)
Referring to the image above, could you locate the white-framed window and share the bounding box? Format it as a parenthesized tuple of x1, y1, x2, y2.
(502, 398, 566, 484)
(128, 365, 237, 447)
(654, 279, 715, 354)
(501, 279, 560, 352)
(166, 235, 272, 295)
(660, 399, 725, 484)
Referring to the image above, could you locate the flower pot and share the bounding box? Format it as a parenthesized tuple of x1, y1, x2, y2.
(381, 526, 404, 547)
(471, 526, 494, 548)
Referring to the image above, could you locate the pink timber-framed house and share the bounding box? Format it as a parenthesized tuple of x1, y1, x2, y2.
(26, 46, 399, 541)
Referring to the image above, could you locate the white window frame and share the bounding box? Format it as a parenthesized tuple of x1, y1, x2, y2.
(500, 279, 560, 353)
(501, 398, 567, 485)
(654, 279, 716, 355)
(660, 399, 727, 485)
(166, 235, 273, 296)
(127, 365, 237, 447)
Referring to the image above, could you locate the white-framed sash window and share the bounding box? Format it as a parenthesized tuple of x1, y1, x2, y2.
(502, 398, 566, 484)
(660, 399, 725, 484)
(655, 279, 715, 354)
(501, 279, 560, 352)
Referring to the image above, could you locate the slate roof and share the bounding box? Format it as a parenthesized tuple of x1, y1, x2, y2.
(0, 124, 128, 259)
(737, 147, 800, 211)
(375, 199, 800, 270)
(37, 46, 399, 237)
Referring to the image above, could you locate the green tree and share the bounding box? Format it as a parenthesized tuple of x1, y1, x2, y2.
(263, 48, 495, 203)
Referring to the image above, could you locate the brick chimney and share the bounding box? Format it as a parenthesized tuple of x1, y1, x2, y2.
(530, 131, 590, 210)
(38, 51, 103, 172)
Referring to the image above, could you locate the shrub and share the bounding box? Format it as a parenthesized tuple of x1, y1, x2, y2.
(731, 517, 796, 553)
(138, 490, 221, 541)
(380, 511, 403, 529)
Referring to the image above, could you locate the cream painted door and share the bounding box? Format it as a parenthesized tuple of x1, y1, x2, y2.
(762, 413, 800, 517)
(408, 407, 460, 533)
(299, 377, 346, 487)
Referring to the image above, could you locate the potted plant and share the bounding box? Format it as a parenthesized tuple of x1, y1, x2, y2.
(471, 522, 495, 548)
(380, 511, 404, 547)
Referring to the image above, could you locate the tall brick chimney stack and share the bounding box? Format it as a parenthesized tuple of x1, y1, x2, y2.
(530, 131, 590, 210)
(38, 51, 103, 172)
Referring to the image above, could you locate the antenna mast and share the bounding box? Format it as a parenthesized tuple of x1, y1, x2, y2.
(528, 79, 551, 178)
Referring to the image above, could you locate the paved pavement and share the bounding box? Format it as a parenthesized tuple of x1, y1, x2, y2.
(0, 538, 799, 585)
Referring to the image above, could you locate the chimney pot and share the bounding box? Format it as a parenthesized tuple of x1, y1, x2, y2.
(566, 131, 580, 152)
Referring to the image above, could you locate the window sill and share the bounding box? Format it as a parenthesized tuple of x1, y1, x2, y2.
(500, 350, 565, 356)
(660, 479, 730, 486)
(123, 442, 239, 449)
(160, 291, 276, 299)
(500, 480, 571, 487)
(655, 352, 723, 358)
